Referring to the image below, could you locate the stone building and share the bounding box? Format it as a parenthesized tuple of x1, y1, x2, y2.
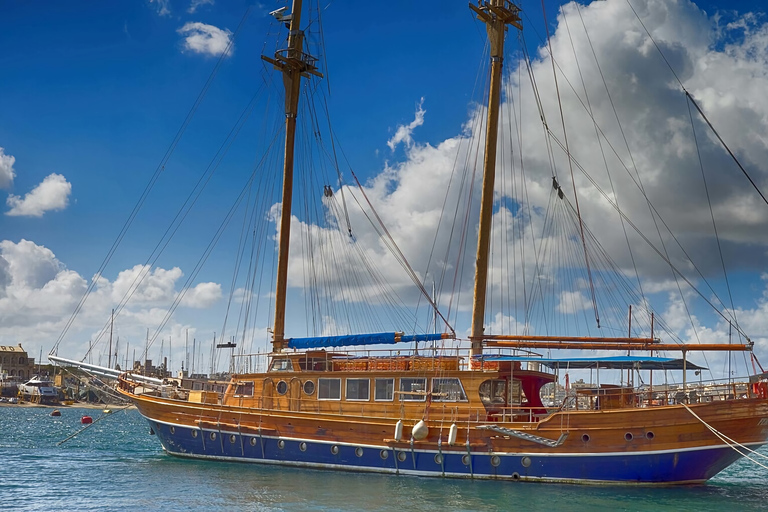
(0, 344, 35, 381)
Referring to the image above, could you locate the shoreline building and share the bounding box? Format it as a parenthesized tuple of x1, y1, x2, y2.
(0, 344, 35, 381)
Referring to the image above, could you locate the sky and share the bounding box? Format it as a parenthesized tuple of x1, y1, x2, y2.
(1, 0, 768, 379)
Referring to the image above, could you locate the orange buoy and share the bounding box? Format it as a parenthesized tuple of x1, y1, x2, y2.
(81, 415, 93, 424)
(50, 409, 61, 417)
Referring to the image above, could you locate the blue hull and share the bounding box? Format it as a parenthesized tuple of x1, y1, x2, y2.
(143, 417, 752, 484)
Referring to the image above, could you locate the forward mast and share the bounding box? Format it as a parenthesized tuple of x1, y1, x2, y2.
(261, 0, 322, 353)
(469, 0, 522, 357)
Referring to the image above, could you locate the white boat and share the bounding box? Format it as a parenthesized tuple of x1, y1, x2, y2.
(18, 376, 60, 404)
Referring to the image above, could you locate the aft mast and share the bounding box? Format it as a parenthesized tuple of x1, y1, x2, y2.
(469, 1, 522, 357)
(262, 0, 322, 352)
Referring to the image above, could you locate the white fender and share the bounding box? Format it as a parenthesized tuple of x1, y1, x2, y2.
(394, 419, 403, 441)
(448, 423, 458, 446)
(412, 419, 429, 441)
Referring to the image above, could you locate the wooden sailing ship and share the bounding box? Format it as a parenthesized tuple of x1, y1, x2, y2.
(53, 0, 768, 484)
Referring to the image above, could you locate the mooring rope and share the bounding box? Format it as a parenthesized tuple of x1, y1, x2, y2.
(682, 404, 768, 470)
(57, 405, 133, 446)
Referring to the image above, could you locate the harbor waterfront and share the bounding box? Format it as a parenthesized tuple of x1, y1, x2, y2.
(2, 406, 767, 511)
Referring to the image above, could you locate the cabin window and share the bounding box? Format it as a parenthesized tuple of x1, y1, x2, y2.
(431, 378, 467, 402)
(346, 378, 370, 401)
(235, 381, 254, 396)
(298, 357, 331, 371)
(479, 379, 507, 405)
(270, 358, 294, 372)
(318, 378, 341, 400)
(303, 380, 316, 395)
(399, 378, 427, 401)
(374, 378, 394, 401)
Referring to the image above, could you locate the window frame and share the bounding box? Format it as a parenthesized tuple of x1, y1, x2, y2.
(431, 377, 468, 402)
(374, 378, 395, 402)
(399, 377, 427, 402)
(318, 378, 342, 400)
(345, 378, 370, 401)
(234, 381, 254, 397)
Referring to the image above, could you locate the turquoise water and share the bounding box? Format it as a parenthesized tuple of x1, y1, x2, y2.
(2, 406, 767, 511)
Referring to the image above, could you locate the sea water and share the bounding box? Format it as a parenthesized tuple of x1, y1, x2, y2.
(1, 406, 767, 511)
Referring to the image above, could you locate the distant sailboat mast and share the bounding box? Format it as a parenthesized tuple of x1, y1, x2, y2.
(262, 0, 323, 352)
(469, 0, 522, 357)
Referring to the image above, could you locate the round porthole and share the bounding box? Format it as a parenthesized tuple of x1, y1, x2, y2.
(625, 432, 634, 442)
(355, 447, 364, 457)
(278, 440, 285, 449)
(462, 454, 471, 466)
(210, 432, 217, 441)
(250, 437, 257, 446)
(490, 455, 501, 467)
(434, 453, 443, 464)
(331, 445, 340, 455)
(397, 451, 407, 462)
(191, 430, 198, 438)
(276, 381, 288, 395)
(646, 431, 655, 440)
(230, 434, 237, 444)
(299, 442, 307, 452)
(303, 380, 315, 395)
(380, 450, 389, 460)
(521, 456, 531, 468)
(169, 426, 175, 434)
(582, 433, 590, 443)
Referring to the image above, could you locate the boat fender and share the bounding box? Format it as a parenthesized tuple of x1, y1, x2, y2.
(394, 420, 403, 442)
(50, 409, 61, 417)
(412, 420, 429, 441)
(448, 423, 458, 446)
(81, 416, 93, 424)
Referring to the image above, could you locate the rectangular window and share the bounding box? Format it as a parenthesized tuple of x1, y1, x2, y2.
(269, 358, 293, 372)
(346, 378, 370, 401)
(374, 378, 394, 401)
(318, 378, 341, 400)
(431, 378, 467, 402)
(235, 381, 254, 397)
(399, 378, 427, 401)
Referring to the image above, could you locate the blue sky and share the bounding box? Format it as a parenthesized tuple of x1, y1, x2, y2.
(1, 0, 768, 378)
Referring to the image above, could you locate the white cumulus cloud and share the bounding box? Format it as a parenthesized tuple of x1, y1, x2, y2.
(188, 0, 214, 14)
(0, 147, 15, 189)
(6, 173, 71, 217)
(149, 0, 171, 17)
(387, 98, 426, 150)
(177, 22, 233, 57)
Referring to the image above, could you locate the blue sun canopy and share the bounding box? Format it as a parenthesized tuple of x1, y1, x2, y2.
(287, 332, 444, 350)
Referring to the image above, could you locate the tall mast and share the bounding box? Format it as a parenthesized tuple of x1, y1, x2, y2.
(469, 1, 522, 357)
(262, 0, 322, 352)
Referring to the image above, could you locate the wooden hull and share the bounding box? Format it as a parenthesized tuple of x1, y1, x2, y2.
(119, 386, 768, 484)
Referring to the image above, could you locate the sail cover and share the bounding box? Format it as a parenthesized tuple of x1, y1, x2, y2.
(287, 332, 444, 350)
